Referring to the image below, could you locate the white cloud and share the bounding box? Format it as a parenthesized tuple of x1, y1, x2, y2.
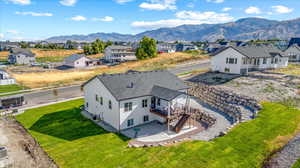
(206, 0, 224, 3)
(16, 11, 53, 16)
(271, 5, 293, 14)
(70, 15, 87, 21)
(222, 7, 232, 12)
(6, 30, 20, 35)
(132, 19, 203, 29)
(132, 10, 234, 29)
(175, 11, 234, 23)
(60, 0, 77, 6)
(5, 0, 30, 5)
(245, 6, 261, 14)
(0, 34, 4, 39)
(115, 0, 134, 4)
(92, 16, 114, 22)
(139, 0, 177, 11)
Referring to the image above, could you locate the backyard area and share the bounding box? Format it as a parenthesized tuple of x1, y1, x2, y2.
(10, 52, 209, 88)
(14, 99, 300, 168)
(272, 64, 300, 76)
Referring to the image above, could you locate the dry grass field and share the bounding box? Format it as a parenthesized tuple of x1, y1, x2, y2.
(0, 49, 103, 63)
(0, 51, 9, 61)
(273, 64, 300, 76)
(12, 52, 209, 88)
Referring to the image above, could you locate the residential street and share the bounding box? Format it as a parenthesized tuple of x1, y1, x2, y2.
(8, 60, 210, 110)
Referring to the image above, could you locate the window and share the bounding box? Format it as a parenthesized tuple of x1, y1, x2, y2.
(263, 58, 267, 64)
(95, 95, 99, 102)
(86, 102, 89, 107)
(142, 99, 148, 108)
(227, 58, 236, 64)
(225, 68, 230, 72)
(109, 100, 112, 109)
(143, 115, 149, 122)
(157, 98, 161, 106)
(100, 97, 103, 105)
(275, 58, 278, 64)
(271, 58, 274, 64)
(127, 119, 134, 127)
(124, 102, 132, 112)
(242, 58, 247, 64)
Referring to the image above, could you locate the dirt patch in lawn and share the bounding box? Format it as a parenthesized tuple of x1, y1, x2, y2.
(0, 117, 57, 168)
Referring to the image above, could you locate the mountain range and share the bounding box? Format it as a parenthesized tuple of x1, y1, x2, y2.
(46, 17, 300, 42)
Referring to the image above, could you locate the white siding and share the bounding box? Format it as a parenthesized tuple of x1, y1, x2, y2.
(211, 48, 244, 74)
(65, 57, 91, 68)
(119, 96, 153, 130)
(83, 77, 120, 130)
(285, 47, 300, 62)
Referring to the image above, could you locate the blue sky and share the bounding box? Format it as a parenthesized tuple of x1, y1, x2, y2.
(0, 0, 299, 41)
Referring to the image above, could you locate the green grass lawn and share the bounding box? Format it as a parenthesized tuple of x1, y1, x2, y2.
(0, 84, 24, 94)
(292, 159, 300, 168)
(16, 99, 300, 168)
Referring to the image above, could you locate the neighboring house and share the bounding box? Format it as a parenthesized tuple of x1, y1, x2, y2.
(0, 69, 16, 85)
(288, 38, 300, 47)
(82, 70, 190, 131)
(8, 48, 35, 65)
(176, 43, 198, 52)
(157, 43, 176, 53)
(104, 45, 136, 62)
(64, 54, 93, 68)
(284, 44, 300, 62)
(211, 46, 289, 74)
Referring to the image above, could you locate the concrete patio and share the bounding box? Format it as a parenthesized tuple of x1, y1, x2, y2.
(121, 121, 197, 142)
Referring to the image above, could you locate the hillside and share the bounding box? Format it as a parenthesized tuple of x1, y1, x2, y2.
(46, 17, 300, 42)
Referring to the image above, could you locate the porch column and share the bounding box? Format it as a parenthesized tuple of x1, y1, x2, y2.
(167, 101, 171, 133)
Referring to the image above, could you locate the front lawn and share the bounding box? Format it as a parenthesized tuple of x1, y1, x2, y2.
(0, 84, 24, 94)
(16, 99, 300, 168)
(292, 159, 300, 168)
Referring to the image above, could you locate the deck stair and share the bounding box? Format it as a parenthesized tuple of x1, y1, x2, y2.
(174, 114, 190, 133)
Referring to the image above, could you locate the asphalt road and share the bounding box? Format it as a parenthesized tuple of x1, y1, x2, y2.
(15, 60, 210, 108)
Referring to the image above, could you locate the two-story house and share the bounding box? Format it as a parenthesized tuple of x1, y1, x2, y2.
(284, 44, 300, 62)
(104, 45, 136, 63)
(8, 48, 36, 65)
(211, 46, 289, 74)
(82, 70, 190, 131)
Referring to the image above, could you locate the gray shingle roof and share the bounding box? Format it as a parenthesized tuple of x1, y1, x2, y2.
(64, 54, 88, 62)
(94, 70, 189, 101)
(106, 45, 132, 50)
(211, 46, 286, 58)
(150, 85, 185, 101)
(10, 48, 35, 57)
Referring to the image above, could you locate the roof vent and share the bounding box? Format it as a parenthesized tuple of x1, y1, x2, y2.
(127, 82, 134, 88)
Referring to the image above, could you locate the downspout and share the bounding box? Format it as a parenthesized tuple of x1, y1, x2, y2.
(118, 101, 120, 132)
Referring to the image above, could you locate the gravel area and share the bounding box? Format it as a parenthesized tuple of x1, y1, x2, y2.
(266, 133, 300, 168)
(190, 98, 232, 141)
(188, 71, 300, 102)
(0, 117, 57, 168)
